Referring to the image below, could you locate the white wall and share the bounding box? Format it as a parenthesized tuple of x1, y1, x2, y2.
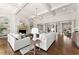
(9, 15, 18, 33)
(75, 4, 79, 31)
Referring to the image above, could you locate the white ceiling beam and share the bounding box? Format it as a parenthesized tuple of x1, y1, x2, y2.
(16, 3, 29, 15)
(51, 3, 70, 10)
(40, 3, 70, 16)
(16, 3, 70, 20)
(45, 3, 52, 10)
(31, 3, 70, 18)
(44, 3, 56, 15)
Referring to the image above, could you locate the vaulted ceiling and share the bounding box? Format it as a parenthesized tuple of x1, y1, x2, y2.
(0, 3, 71, 18)
(0, 3, 25, 14)
(16, 3, 70, 18)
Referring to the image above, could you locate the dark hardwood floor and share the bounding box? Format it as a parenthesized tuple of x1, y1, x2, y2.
(0, 34, 79, 55)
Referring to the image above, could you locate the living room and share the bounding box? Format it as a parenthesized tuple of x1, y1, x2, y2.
(0, 3, 79, 55)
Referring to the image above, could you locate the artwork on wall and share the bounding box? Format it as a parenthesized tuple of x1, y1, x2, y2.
(45, 23, 51, 32)
(37, 24, 43, 33)
(37, 22, 56, 33)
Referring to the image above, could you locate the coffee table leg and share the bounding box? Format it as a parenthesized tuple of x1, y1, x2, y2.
(34, 43, 36, 55)
(39, 43, 40, 51)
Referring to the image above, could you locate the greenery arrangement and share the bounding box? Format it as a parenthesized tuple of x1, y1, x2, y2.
(0, 28, 6, 34)
(0, 23, 7, 35)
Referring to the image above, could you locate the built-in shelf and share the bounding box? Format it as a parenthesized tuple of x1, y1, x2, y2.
(0, 17, 9, 38)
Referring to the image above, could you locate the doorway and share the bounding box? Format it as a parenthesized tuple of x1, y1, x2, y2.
(62, 21, 72, 37)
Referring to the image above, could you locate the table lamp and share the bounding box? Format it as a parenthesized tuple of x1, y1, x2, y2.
(31, 28, 39, 41)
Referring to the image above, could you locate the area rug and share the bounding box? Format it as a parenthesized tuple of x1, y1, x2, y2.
(20, 44, 34, 55)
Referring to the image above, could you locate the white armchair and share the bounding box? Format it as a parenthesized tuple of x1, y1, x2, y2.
(8, 33, 31, 51)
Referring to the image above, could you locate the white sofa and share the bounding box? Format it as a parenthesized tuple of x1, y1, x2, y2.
(37, 32, 56, 51)
(8, 33, 31, 51)
(72, 32, 79, 47)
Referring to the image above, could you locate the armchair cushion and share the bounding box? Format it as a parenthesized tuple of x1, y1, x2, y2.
(9, 33, 21, 40)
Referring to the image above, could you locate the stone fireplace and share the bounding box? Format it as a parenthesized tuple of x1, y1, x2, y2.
(19, 29, 26, 34)
(17, 22, 27, 34)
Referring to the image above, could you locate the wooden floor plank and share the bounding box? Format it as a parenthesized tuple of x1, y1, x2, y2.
(0, 35, 79, 55)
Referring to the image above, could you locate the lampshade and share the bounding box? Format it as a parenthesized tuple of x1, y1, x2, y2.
(31, 28, 39, 34)
(51, 28, 55, 32)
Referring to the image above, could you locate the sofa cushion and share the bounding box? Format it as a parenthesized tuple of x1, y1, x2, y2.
(10, 33, 21, 40)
